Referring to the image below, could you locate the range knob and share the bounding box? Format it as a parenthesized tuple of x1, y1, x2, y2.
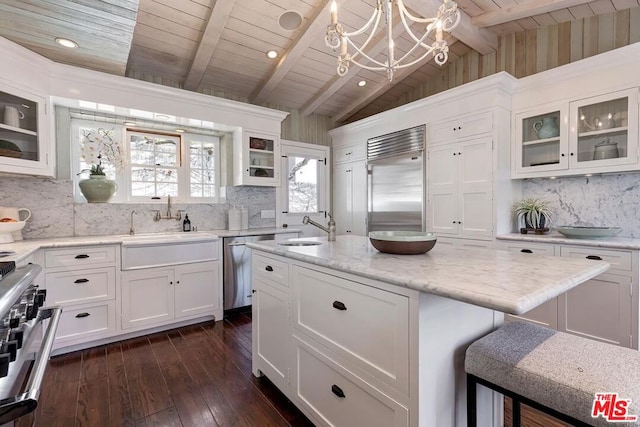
(26, 305, 36, 321)
(0, 353, 10, 378)
(34, 290, 46, 308)
(9, 330, 23, 349)
(3, 340, 17, 362)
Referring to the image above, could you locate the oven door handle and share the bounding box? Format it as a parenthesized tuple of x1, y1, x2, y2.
(0, 306, 63, 424)
(24, 306, 63, 400)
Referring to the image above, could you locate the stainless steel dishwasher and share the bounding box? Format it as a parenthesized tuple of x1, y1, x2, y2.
(223, 234, 275, 311)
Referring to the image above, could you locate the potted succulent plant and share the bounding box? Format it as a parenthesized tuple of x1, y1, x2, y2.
(513, 197, 553, 230)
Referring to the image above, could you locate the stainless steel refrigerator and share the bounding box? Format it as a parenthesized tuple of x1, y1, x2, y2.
(367, 125, 425, 232)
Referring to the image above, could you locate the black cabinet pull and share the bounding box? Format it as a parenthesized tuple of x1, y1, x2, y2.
(74, 254, 90, 259)
(74, 278, 89, 283)
(586, 255, 603, 260)
(75, 313, 90, 318)
(265, 265, 274, 272)
(332, 301, 347, 311)
(331, 384, 345, 398)
(520, 249, 533, 254)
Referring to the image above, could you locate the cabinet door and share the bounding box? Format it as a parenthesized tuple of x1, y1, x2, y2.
(427, 144, 458, 235)
(513, 105, 569, 176)
(569, 88, 639, 170)
(333, 163, 353, 234)
(458, 137, 493, 238)
(557, 273, 633, 348)
(235, 131, 280, 186)
(0, 82, 52, 176)
(121, 268, 174, 329)
(252, 278, 289, 391)
(175, 261, 220, 319)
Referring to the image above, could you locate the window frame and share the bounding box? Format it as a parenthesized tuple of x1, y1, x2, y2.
(71, 119, 221, 203)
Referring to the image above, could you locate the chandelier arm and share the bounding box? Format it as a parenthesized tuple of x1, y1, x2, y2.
(342, 12, 383, 62)
(394, 22, 442, 65)
(340, 1, 383, 38)
(398, 12, 438, 52)
(393, 46, 445, 70)
(346, 39, 389, 68)
(347, 57, 396, 71)
(396, 0, 439, 24)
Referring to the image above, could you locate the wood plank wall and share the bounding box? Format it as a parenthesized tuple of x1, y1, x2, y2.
(384, 8, 640, 114)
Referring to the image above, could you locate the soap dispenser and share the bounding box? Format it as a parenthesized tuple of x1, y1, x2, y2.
(183, 214, 191, 232)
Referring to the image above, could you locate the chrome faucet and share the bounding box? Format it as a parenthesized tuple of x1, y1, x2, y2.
(302, 213, 336, 241)
(152, 195, 182, 221)
(166, 194, 172, 218)
(129, 210, 137, 235)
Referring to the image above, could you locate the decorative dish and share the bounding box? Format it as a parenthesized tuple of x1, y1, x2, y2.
(555, 226, 622, 239)
(249, 138, 268, 150)
(368, 231, 437, 255)
(253, 168, 269, 177)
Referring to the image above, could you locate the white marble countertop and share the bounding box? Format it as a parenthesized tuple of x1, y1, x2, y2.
(0, 227, 299, 264)
(246, 235, 610, 315)
(496, 233, 640, 250)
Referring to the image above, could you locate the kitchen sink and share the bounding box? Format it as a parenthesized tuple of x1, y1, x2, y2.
(277, 241, 322, 247)
(120, 232, 218, 247)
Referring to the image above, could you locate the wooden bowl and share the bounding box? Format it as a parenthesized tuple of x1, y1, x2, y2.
(369, 231, 437, 255)
(249, 139, 268, 150)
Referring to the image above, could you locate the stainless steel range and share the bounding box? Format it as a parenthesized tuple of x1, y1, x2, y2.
(0, 262, 61, 425)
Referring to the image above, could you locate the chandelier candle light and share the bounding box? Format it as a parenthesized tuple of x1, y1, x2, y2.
(325, 0, 461, 81)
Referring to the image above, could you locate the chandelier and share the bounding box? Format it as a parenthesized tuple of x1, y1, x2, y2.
(325, 0, 461, 82)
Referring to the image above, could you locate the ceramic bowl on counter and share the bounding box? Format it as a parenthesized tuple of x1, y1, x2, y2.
(555, 226, 622, 239)
(368, 231, 437, 255)
(0, 221, 26, 244)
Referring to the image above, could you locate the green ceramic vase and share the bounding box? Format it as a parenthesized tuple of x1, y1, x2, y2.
(78, 175, 117, 203)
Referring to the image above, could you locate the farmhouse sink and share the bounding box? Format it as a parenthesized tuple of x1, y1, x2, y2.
(277, 241, 323, 247)
(121, 232, 218, 247)
(121, 232, 219, 270)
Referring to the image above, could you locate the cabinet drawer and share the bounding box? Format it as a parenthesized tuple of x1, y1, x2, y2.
(292, 266, 409, 394)
(45, 267, 116, 306)
(54, 301, 116, 342)
(499, 241, 555, 256)
(334, 143, 366, 163)
(429, 111, 492, 144)
(253, 254, 289, 286)
(45, 245, 117, 269)
(560, 246, 631, 273)
(294, 335, 408, 427)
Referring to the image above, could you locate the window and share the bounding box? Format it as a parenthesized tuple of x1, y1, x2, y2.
(128, 131, 181, 198)
(71, 119, 220, 203)
(286, 156, 321, 213)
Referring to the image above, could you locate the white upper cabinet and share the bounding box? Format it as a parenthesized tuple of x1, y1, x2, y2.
(513, 88, 639, 178)
(234, 131, 281, 186)
(0, 82, 51, 176)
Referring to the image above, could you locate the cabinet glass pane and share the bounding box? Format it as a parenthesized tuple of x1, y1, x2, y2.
(521, 111, 561, 167)
(249, 137, 275, 178)
(576, 97, 629, 163)
(0, 90, 39, 161)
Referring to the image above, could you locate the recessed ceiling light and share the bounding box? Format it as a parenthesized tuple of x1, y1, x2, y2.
(123, 121, 137, 126)
(266, 50, 278, 59)
(175, 128, 185, 133)
(279, 11, 303, 31)
(55, 37, 78, 48)
(358, 80, 367, 87)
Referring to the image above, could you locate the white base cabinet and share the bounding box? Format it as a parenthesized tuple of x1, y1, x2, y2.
(122, 261, 220, 330)
(252, 251, 499, 427)
(498, 241, 637, 348)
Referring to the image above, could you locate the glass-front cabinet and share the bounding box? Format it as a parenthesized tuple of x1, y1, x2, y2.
(233, 131, 280, 186)
(513, 88, 639, 178)
(0, 83, 51, 176)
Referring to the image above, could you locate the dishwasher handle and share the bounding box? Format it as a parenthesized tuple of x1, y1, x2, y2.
(227, 242, 247, 247)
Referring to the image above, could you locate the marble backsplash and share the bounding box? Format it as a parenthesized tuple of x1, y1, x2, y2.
(522, 173, 640, 238)
(0, 175, 275, 239)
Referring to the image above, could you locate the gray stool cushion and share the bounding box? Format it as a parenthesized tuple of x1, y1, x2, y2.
(466, 321, 640, 427)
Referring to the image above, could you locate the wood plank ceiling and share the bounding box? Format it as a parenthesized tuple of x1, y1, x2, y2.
(0, 0, 638, 124)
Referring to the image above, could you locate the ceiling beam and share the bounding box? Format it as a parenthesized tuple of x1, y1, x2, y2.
(183, 0, 237, 91)
(251, 0, 338, 105)
(471, 0, 594, 28)
(403, 0, 497, 54)
(334, 38, 459, 123)
(300, 18, 409, 116)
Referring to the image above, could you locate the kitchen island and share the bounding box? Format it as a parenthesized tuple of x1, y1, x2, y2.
(246, 235, 610, 427)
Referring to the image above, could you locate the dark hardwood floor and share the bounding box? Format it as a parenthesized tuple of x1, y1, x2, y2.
(19, 312, 573, 427)
(19, 313, 313, 427)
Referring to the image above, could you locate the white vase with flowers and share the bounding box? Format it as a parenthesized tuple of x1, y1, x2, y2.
(77, 128, 127, 203)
